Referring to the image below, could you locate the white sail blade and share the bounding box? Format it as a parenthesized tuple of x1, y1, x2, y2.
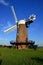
(4, 25, 17, 33)
(11, 6, 18, 23)
(29, 14, 36, 21)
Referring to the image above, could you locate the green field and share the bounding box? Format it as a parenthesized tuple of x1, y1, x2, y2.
(0, 47, 43, 65)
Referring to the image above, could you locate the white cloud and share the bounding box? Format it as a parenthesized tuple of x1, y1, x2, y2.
(1, 21, 13, 31)
(7, 21, 12, 27)
(0, 37, 10, 45)
(0, 37, 8, 41)
(6, 21, 12, 28)
(0, 0, 8, 5)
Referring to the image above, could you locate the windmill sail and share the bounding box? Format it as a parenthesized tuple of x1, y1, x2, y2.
(11, 6, 18, 23)
(29, 14, 36, 21)
(4, 25, 17, 33)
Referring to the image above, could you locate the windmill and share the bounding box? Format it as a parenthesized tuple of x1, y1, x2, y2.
(4, 6, 36, 49)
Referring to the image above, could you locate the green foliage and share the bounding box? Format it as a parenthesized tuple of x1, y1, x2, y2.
(33, 45, 38, 50)
(0, 48, 43, 65)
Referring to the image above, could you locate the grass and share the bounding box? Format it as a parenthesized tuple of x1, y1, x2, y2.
(0, 47, 43, 65)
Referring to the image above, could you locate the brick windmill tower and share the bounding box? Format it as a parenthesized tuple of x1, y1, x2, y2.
(4, 6, 36, 49)
(16, 20, 28, 49)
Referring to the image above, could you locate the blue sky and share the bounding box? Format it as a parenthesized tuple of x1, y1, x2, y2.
(0, 0, 43, 46)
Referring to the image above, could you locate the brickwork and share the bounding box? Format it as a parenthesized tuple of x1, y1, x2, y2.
(16, 24, 28, 49)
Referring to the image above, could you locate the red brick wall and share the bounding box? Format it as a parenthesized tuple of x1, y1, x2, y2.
(16, 24, 28, 43)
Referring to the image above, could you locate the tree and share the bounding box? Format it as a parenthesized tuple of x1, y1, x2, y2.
(33, 45, 38, 50)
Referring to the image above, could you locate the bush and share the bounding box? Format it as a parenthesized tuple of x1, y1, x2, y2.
(33, 45, 38, 50)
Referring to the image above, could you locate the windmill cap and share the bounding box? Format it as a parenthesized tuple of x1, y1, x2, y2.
(18, 20, 26, 24)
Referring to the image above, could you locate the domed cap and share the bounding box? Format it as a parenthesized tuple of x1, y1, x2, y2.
(18, 20, 26, 24)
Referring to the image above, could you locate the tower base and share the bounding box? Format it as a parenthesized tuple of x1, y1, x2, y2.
(10, 41, 35, 49)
